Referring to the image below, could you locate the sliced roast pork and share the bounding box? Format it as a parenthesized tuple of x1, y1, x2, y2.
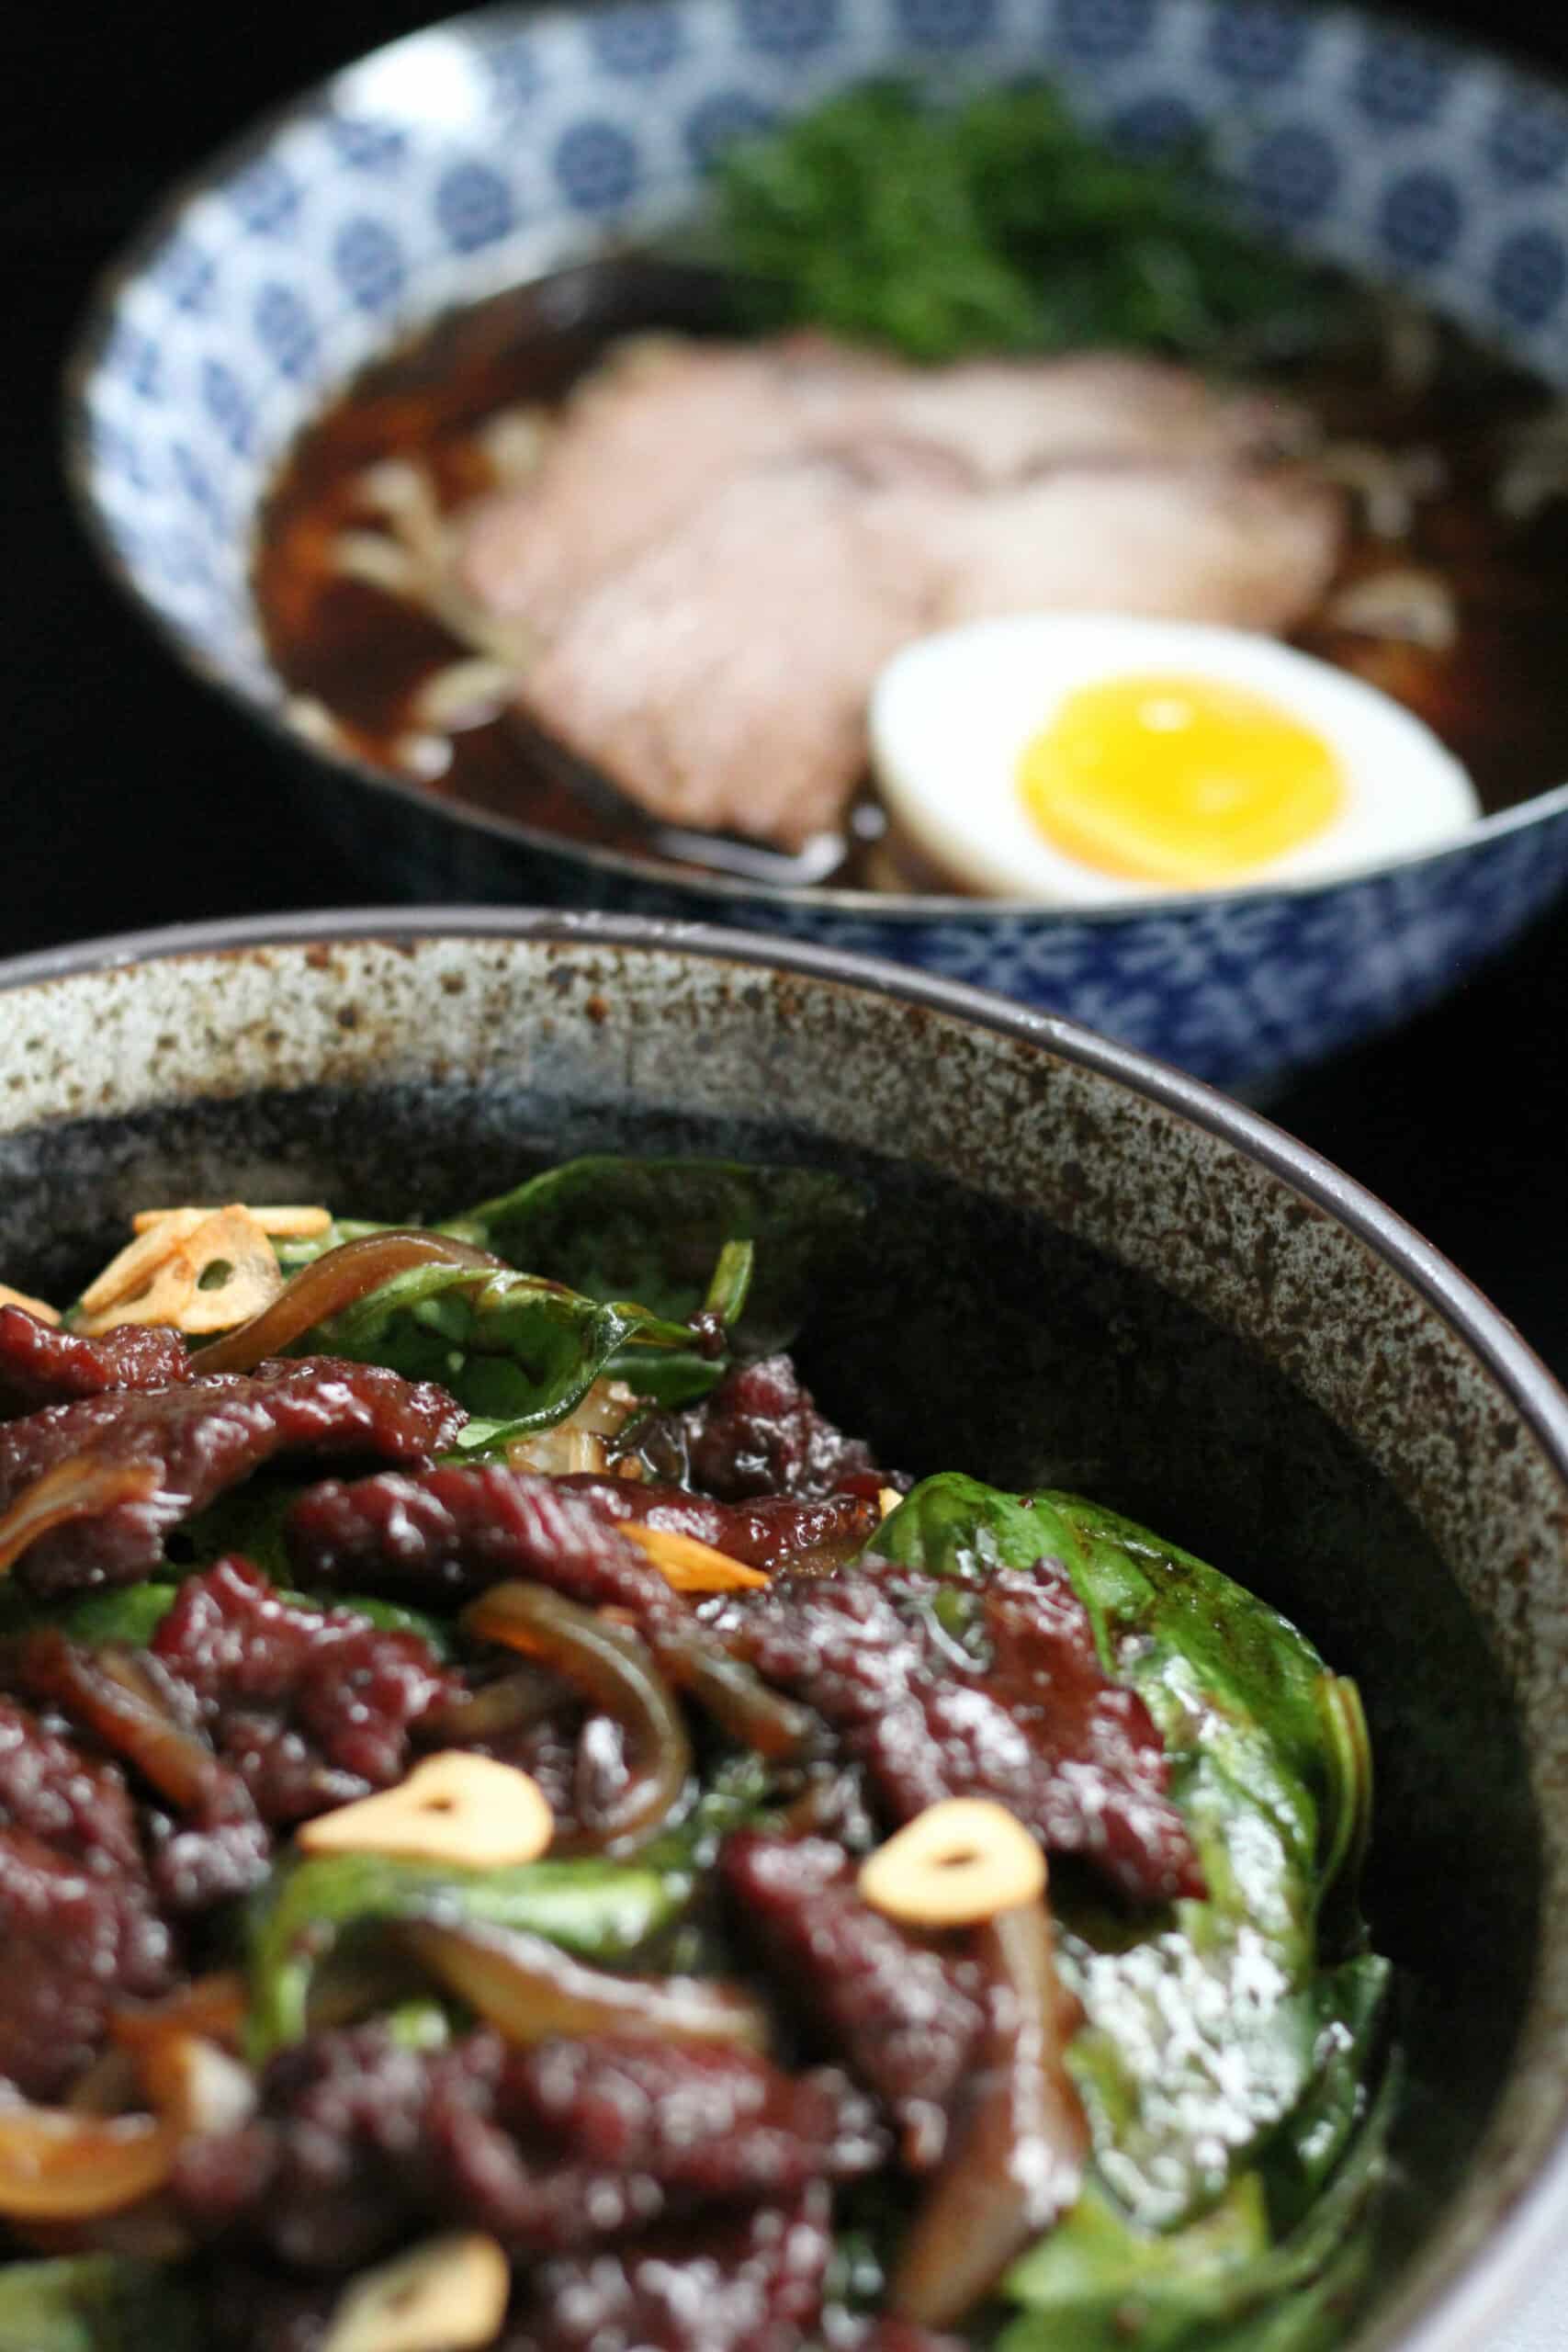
(460, 341, 818, 635)
(925, 461, 1344, 633)
(518, 454, 938, 845)
(786, 346, 1312, 485)
(456, 334, 1345, 850)
(460, 339, 1313, 627)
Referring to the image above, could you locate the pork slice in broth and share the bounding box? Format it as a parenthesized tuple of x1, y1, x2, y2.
(927, 461, 1345, 633)
(786, 348, 1315, 487)
(460, 334, 1344, 850)
(457, 340, 1313, 636)
(517, 455, 939, 846)
(459, 341, 815, 634)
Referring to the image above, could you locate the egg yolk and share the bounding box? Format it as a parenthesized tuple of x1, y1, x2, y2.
(1017, 673, 1347, 885)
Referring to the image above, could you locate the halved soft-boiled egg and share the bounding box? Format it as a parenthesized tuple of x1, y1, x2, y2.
(867, 615, 1480, 903)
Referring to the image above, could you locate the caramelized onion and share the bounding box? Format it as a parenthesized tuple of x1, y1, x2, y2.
(0, 1455, 159, 1577)
(402, 1919, 771, 2052)
(63, 2049, 143, 2120)
(649, 1625, 816, 1763)
(425, 1664, 566, 1746)
(110, 1971, 249, 2055)
(890, 1897, 1088, 2328)
(138, 2034, 257, 2139)
(0, 2109, 173, 2221)
(463, 1582, 691, 1849)
(192, 1229, 508, 1374)
(19, 1632, 220, 1812)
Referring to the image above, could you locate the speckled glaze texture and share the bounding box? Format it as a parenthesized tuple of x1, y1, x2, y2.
(62, 0, 1568, 1091)
(2, 909, 1567, 2352)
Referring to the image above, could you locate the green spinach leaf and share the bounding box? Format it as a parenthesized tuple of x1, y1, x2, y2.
(288, 1261, 714, 1442)
(247, 1849, 690, 2057)
(246, 1753, 770, 2056)
(0, 1567, 452, 1657)
(439, 1156, 864, 1356)
(0, 2259, 197, 2352)
(873, 1478, 1380, 2229)
(998, 2052, 1397, 2351)
(1258, 1953, 1393, 2233)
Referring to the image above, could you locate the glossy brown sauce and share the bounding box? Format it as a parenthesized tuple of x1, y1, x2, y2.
(254, 258, 1568, 891)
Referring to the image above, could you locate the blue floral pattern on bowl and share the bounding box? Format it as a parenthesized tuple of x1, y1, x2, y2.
(64, 0, 1568, 1096)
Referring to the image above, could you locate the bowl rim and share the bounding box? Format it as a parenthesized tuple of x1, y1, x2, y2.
(5, 899, 1568, 2350)
(57, 0, 1568, 926)
(6, 900, 1566, 1456)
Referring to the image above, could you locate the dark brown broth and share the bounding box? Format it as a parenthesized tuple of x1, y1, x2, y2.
(254, 257, 1568, 888)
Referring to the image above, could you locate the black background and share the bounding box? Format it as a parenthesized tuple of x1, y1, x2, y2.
(5, 0, 1568, 1371)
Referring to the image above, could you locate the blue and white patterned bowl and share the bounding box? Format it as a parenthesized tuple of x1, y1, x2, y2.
(63, 0, 1568, 1094)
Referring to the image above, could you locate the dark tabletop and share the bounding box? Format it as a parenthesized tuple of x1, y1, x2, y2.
(6, 0, 1568, 1376)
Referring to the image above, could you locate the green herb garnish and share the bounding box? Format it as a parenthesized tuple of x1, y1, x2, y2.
(713, 81, 1339, 364)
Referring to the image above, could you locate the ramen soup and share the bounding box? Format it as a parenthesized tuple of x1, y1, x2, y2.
(252, 83, 1568, 896)
(0, 1157, 1392, 2351)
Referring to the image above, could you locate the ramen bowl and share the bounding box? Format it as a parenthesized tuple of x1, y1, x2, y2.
(62, 0, 1568, 1093)
(1, 906, 1567, 2349)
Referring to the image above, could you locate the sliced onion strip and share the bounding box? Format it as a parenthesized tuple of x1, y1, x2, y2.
(193, 1229, 508, 1374)
(21, 1633, 220, 1812)
(402, 1919, 771, 2052)
(890, 1896, 1088, 2328)
(462, 1582, 691, 1849)
(425, 1664, 566, 1746)
(0, 1456, 160, 1577)
(0, 2109, 173, 2221)
(649, 1626, 816, 1763)
(109, 1970, 249, 2055)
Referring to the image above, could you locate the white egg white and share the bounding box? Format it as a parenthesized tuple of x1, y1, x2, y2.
(867, 614, 1482, 904)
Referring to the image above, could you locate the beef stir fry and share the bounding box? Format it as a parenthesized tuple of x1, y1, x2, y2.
(0, 1162, 1392, 2351)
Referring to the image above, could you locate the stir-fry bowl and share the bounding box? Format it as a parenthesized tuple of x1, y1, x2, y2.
(0, 905, 1566, 2347)
(62, 0, 1568, 1097)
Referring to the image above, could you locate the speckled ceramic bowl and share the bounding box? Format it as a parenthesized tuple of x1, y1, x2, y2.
(0, 906, 1566, 2347)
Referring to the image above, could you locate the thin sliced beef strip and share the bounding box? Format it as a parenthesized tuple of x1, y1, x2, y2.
(287, 1458, 874, 1604)
(0, 1356, 466, 1595)
(705, 1558, 1202, 1905)
(505, 2184, 837, 2352)
(551, 1476, 880, 1574)
(0, 1303, 191, 1417)
(721, 1829, 985, 2169)
(0, 1693, 175, 2098)
(286, 1463, 679, 1620)
(662, 1353, 882, 1500)
(151, 1555, 457, 1820)
(173, 2025, 882, 2269)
